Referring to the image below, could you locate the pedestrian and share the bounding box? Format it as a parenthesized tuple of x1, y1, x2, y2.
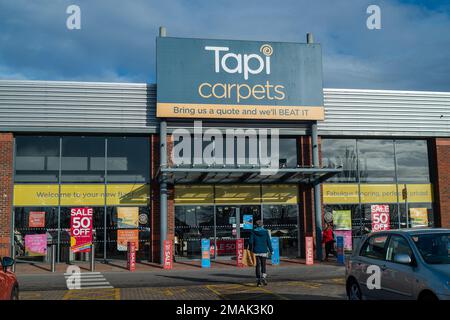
(322, 222, 336, 261)
(249, 220, 273, 287)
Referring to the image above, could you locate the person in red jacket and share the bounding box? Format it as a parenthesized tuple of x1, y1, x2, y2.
(322, 223, 336, 261)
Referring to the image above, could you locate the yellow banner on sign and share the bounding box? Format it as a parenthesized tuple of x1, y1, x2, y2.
(323, 184, 433, 204)
(14, 184, 150, 206)
(157, 103, 325, 121)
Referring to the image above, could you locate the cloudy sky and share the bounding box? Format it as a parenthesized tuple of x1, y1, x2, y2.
(1, 0, 449, 90)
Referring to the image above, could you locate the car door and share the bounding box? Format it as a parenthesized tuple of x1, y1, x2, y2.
(382, 235, 415, 299)
(356, 234, 390, 299)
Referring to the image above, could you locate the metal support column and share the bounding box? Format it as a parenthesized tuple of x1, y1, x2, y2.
(312, 122, 322, 261)
(307, 32, 323, 261)
(159, 26, 168, 265)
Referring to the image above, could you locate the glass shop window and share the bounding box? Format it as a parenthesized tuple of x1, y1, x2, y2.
(321, 139, 358, 183)
(395, 140, 430, 183)
(358, 139, 396, 183)
(13, 207, 58, 262)
(15, 136, 60, 183)
(107, 137, 150, 183)
(61, 136, 105, 183)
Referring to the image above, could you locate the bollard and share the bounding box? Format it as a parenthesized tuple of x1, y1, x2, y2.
(51, 244, 56, 272)
(90, 243, 95, 272)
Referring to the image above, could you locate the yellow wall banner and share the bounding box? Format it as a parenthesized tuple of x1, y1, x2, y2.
(14, 184, 150, 206)
(323, 184, 359, 204)
(174, 184, 298, 204)
(405, 184, 434, 203)
(359, 184, 398, 204)
(261, 185, 298, 204)
(323, 184, 433, 204)
(215, 185, 261, 204)
(174, 185, 214, 204)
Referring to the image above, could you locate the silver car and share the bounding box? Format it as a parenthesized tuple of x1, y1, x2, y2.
(346, 228, 450, 300)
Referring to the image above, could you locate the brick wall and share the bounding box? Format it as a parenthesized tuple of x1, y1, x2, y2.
(0, 133, 13, 257)
(434, 138, 450, 228)
(297, 135, 321, 258)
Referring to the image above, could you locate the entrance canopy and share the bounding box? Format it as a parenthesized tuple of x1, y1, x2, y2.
(159, 166, 342, 185)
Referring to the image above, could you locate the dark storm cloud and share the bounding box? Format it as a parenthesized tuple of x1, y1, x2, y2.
(0, 0, 449, 90)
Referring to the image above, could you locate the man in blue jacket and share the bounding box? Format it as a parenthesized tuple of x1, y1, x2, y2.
(249, 220, 273, 286)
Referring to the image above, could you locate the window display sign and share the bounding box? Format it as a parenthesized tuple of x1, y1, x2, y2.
(409, 208, 428, 227)
(201, 239, 211, 268)
(70, 207, 93, 253)
(24, 234, 47, 256)
(243, 215, 253, 230)
(335, 230, 352, 251)
(28, 211, 45, 228)
(236, 238, 245, 267)
(332, 210, 351, 230)
(117, 229, 139, 251)
(271, 237, 280, 265)
(216, 240, 236, 255)
(118, 207, 139, 228)
(371, 205, 390, 232)
(157, 37, 324, 121)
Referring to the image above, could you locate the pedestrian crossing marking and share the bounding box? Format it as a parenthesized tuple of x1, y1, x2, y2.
(65, 271, 113, 290)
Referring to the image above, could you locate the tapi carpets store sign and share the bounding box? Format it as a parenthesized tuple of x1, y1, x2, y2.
(156, 37, 324, 120)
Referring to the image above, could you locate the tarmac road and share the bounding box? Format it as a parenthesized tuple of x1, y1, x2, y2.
(17, 263, 345, 292)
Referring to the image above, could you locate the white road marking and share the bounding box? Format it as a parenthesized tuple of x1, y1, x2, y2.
(65, 272, 113, 290)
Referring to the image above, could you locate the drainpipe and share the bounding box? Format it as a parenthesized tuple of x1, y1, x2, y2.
(159, 25, 168, 265)
(307, 32, 323, 261)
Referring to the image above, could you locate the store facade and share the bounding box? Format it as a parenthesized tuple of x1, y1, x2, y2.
(0, 34, 449, 265)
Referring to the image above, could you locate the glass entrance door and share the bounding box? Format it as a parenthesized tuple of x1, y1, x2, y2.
(215, 206, 238, 258)
(215, 205, 261, 259)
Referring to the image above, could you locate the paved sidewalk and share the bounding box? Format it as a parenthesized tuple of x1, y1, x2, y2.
(20, 278, 346, 300)
(15, 257, 338, 275)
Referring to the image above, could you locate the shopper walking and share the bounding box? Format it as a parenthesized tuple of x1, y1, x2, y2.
(322, 222, 336, 261)
(249, 220, 273, 287)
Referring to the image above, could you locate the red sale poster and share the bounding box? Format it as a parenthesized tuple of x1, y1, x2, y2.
(216, 239, 236, 255)
(70, 207, 93, 253)
(163, 240, 173, 270)
(127, 242, 136, 272)
(305, 236, 314, 265)
(371, 204, 390, 232)
(29, 211, 45, 228)
(236, 238, 244, 267)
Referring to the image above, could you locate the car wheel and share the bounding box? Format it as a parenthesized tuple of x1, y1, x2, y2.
(347, 279, 362, 300)
(419, 291, 438, 301)
(11, 286, 19, 300)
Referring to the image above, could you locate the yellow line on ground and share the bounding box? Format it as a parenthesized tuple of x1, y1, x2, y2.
(114, 288, 121, 300)
(205, 284, 227, 300)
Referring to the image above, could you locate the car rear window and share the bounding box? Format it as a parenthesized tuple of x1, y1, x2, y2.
(360, 235, 388, 260)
